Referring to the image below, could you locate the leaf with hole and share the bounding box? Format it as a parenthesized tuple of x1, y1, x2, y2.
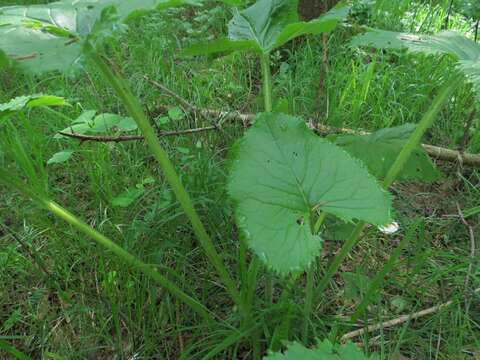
(331, 124, 442, 182)
(228, 113, 392, 274)
(183, 0, 350, 56)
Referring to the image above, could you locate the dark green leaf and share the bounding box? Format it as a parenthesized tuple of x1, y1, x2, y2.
(333, 124, 442, 182)
(184, 0, 349, 56)
(264, 340, 374, 359)
(228, 113, 391, 274)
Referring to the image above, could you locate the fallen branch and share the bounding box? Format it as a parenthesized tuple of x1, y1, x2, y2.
(149, 78, 480, 167)
(58, 125, 217, 142)
(341, 288, 480, 342)
(60, 105, 480, 167)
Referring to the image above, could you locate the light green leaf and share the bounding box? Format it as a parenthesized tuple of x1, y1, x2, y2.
(111, 187, 145, 207)
(58, 113, 137, 135)
(0, 94, 68, 121)
(351, 30, 480, 97)
(228, 113, 391, 274)
(332, 124, 442, 182)
(0, 0, 196, 74)
(47, 149, 74, 164)
(184, 0, 349, 55)
(167, 106, 185, 121)
(264, 340, 374, 360)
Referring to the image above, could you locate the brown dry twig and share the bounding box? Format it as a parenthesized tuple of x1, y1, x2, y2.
(341, 288, 480, 342)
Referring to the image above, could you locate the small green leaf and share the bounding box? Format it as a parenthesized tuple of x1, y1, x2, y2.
(333, 124, 442, 182)
(111, 187, 145, 208)
(0, 94, 68, 121)
(264, 340, 374, 359)
(168, 106, 185, 121)
(58, 113, 137, 135)
(228, 113, 391, 274)
(47, 149, 74, 165)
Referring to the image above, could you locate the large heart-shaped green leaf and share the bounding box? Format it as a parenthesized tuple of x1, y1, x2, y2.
(264, 340, 374, 360)
(0, 0, 196, 74)
(184, 0, 350, 56)
(228, 113, 391, 274)
(351, 30, 480, 98)
(332, 124, 442, 182)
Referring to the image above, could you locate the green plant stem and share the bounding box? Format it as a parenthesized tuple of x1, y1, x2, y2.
(382, 76, 463, 188)
(349, 221, 418, 324)
(260, 53, 273, 112)
(302, 266, 314, 342)
(314, 211, 328, 234)
(302, 211, 327, 341)
(0, 169, 214, 323)
(315, 76, 462, 301)
(88, 51, 243, 311)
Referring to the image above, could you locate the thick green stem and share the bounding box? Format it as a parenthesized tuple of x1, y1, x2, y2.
(382, 76, 463, 188)
(88, 52, 242, 310)
(260, 53, 273, 113)
(315, 76, 462, 301)
(260, 51, 274, 305)
(0, 170, 213, 322)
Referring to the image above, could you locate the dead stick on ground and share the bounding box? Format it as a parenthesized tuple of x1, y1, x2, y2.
(58, 105, 480, 167)
(58, 126, 217, 142)
(341, 288, 480, 342)
(146, 78, 480, 167)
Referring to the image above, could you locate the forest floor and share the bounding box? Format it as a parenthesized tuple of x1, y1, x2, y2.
(0, 0, 479, 359)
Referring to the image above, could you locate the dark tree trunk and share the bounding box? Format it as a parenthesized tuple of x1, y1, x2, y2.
(298, 0, 340, 21)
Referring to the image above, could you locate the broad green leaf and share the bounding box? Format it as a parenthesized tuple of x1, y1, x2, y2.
(264, 340, 374, 360)
(228, 113, 391, 274)
(47, 149, 74, 164)
(58, 112, 137, 135)
(332, 124, 442, 182)
(184, 0, 349, 55)
(0, 0, 197, 74)
(351, 30, 480, 97)
(0, 94, 68, 121)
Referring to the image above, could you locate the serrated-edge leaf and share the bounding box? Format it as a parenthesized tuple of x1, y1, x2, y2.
(228, 113, 392, 274)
